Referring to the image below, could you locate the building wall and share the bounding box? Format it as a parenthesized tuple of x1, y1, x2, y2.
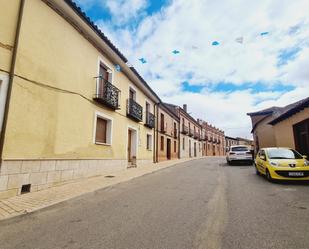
(179, 112, 201, 158)
(253, 115, 276, 151)
(0, 0, 157, 199)
(0, 0, 21, 132)
(157, 107, 179, 161)
(273, 108, 309, 149)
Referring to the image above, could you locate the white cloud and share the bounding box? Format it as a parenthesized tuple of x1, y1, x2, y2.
(92, 0, 309, 138)
(104, 0, 148, 25)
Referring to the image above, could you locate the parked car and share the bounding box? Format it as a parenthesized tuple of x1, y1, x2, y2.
(255, 147, 309, 181)
(226, 145, 253, 165)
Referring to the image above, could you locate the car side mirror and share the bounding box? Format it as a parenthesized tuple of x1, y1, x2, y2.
(303, 155, 307, 159)
(260, 155, 266, 161)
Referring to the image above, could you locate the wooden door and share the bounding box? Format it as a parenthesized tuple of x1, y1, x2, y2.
(99, 64, 109, 95)
(167, 139, 171, 160)
(128, 130, 132, 162)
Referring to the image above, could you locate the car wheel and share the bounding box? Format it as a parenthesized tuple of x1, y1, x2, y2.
(266, 169, 273, 182)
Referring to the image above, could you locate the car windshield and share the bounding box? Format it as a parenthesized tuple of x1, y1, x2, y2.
(231, 147, 248, 152)
(267, 148, 303, 159)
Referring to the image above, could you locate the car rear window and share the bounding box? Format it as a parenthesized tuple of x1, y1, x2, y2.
(231, 147, 249, 152)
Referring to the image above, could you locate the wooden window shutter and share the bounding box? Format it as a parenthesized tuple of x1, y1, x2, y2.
(96, 117, 107, 143)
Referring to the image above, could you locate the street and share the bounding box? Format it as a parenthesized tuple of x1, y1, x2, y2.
(0, 157, 308, 249)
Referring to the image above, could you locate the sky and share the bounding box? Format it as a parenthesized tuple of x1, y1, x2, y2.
(75, 0, 309, 138)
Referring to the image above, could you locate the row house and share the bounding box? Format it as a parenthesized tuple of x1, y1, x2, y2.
(0, 0, 161, 199)
(248, 97, 309, 157)
(164, 104, 203, 158)
(225, 136, 239, 149)
(199, 121, 225, 156)
(156, 103, 180, 162)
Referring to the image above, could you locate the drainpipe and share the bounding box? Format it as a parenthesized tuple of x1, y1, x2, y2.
(155, 102, 160, 163)
(0, 0, 25, 164)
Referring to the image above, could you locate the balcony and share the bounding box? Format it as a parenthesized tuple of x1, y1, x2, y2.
(189, 129, 194, 137)
(160, 123, 167, 133)
(209, 137, 213, 142)
(194, 132, 199, 139)
(217, 140, 221, 144)
(174, 130, 178, 139)
(145, 112, 155, 128)
(181, 125, 189, 134)
(93, 78, 121, 109)
(127, 98, 143, 122)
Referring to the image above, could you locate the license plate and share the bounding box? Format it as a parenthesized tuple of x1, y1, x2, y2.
(288, 172, 304, 177)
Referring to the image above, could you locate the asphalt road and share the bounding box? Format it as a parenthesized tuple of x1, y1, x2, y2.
(0, 157, 309, 249)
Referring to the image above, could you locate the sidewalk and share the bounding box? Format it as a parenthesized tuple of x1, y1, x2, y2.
(0, 157, 199, 221)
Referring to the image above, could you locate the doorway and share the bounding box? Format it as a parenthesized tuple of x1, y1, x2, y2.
(166, 138, 171, 160)
(189, 140, 192, 157)
(127, 128, 137, 167)
(293, 119, 309, 157)
(194, 142, 197, 157)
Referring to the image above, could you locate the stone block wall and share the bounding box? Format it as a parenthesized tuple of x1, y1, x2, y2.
(0, 159, 130, 200)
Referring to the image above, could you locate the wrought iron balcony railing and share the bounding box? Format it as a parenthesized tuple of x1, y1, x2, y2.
(127, 98, 143, 122)
(93, 78, 121, 109)
(189, 129, 194, 137)
(145, 112, 155, 128)
(181, 125, 189, 134)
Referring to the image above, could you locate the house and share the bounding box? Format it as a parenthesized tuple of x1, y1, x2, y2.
(165, 104, 203, 158)
(269, 97, 309, 157)
(199, 121, 225, 156)
(0, 0, 160, 199)
(247, 97, 309, 155)
(225, 136, 239, 150)
(156, 103, 180, 162)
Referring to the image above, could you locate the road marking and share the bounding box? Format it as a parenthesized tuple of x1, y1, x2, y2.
(194, 166, 228, 249)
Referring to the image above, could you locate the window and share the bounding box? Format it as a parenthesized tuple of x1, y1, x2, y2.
(160, 113, 165, 131)
(174, 141, 177, 153)
(95, 117, 107, 143)
(183, 137, 185, 150)
(147, 134, 152, 150)
(160, 136, 164, 151)
(174, 122, 177, 137)
(94, 112, 112, 145)
(129, 87, 136, 100)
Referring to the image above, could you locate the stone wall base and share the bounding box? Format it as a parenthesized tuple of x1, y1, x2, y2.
(0, 159, 152, 200)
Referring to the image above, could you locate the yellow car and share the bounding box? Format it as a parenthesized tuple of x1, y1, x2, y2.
(255, 147, 309, 181)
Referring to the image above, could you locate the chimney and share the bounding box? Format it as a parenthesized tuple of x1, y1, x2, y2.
(183, 104, 187, 112)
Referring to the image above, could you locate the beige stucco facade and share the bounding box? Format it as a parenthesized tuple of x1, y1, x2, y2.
(252, 115, 277, 151)
(156, 105, 179, 162)
(273, 108, 309, 149)
(0, 0, 159, 199)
